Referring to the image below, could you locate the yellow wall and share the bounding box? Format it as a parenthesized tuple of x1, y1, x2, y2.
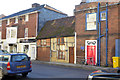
(51, 36, 75, 63)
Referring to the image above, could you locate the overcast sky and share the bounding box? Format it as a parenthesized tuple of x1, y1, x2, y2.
(0, 0, 82, 16)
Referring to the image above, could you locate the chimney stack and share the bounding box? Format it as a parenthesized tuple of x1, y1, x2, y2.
(32, 3, 40, 8)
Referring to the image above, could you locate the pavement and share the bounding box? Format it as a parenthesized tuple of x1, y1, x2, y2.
(31, 60, 112, 71)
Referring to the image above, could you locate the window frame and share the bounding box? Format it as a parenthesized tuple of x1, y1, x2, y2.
(0, 20, 2, 27)
(85, 13, 97, 31)
(24, 28, 28, 38)
(58, 51, 65, 60)
(100, 11, 106, 21)
(15, 17, 18, 24)
(7, 19, 10, 25)
(41, 39, 47, 46)
(57, 37, 64, 45)
(25, 15, 29, 22)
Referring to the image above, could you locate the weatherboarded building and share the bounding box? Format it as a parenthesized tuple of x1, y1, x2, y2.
(36, 16, 76, 63)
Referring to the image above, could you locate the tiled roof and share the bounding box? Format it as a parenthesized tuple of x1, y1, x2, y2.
(1, 5, 44, 20)
(1, 4, 67, 20)
(37, 16, 75, 39)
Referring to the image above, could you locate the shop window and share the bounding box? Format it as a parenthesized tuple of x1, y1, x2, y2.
(57, 38, 64, 45)
(58, 51, 65, 60)
(100, 11, 106, 21)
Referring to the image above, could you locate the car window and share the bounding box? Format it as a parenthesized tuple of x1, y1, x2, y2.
(0, 50, 4, 53)
(11, 55, 29, 62)
(2, 50, 9, 53)
(0, 55, 9, 62)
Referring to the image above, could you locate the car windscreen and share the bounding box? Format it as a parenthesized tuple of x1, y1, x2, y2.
(0, 55, 9, 62)
(11, 55, 29, 62)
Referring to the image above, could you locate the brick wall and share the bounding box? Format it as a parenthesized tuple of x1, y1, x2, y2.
(2, 13, 37, 39)
(75, 2, 119, 66)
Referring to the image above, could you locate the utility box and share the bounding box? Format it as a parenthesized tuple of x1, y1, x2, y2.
(112, 57, 120, 68)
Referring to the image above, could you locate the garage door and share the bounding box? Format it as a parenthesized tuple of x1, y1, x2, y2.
(37, 47, 50, 62)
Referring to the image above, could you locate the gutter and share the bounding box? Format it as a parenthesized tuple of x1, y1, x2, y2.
(74, 2, 120, 13)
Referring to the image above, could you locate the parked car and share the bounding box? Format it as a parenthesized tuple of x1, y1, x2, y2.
(88, 68, 120, 80)
(0, 53, 32, 79)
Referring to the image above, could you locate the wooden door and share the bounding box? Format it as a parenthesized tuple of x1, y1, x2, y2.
(69, 47, 74, 63)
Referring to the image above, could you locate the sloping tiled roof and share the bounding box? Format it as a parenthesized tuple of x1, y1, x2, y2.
(37, 16, 75, 39)
(1, 5, 44, 20)
(1, 4, 67, 20)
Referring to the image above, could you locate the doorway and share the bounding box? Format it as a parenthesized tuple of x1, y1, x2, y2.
(69, 47, 74, 63)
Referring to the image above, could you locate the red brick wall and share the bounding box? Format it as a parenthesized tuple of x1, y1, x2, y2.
(2, 13, 37, 39)
(75, 2, 119, 66)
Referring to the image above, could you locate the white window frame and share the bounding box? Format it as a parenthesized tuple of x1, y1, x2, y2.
(0, 32, 1, 41)
(6, 27, 17, 43)
(25, 28, 28, 38)
(15, 17, 18, 23)
(7, 19, 10, 25)
(86, 13, 97, 30)
(25, 15, 29, 22)
(100, 11, 106, 21)
(0, 20, 2, 27)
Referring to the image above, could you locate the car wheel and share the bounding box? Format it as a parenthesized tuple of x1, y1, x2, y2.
(22, 72, 28, 77)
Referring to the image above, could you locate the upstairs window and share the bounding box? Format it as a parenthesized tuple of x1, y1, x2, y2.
(100, 11, 106, 21)
(25, 28, 28, 38)
(25, 15, 29, 22)
(57, 37, 64, 45)
(15, 17, 18, 23)
(0, 21, 2, 27)
(7, 19, 10, 25)
(6, 27, 17, 39)
(86, 13, 97, 30)
(0, 32, 1, 41)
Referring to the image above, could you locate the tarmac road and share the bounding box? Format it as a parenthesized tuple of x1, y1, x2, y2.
(1, 61, 94, 80)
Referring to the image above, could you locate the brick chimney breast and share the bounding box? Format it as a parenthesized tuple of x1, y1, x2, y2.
(32, 3, 40, 8)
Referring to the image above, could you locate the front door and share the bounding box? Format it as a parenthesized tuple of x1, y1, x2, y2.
(85, 40, 97, 65)
(69, 47, 74, 63)
(87, 45, 96, 65)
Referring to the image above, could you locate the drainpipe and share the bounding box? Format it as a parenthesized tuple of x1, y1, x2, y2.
(106, 3, 108, 66)
(74, 32, 77, 64)
(97, 3, 101, 66)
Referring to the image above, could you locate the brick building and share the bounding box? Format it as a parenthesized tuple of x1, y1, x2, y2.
(0, 3, 67, 60)
(75, 2, 120, 66)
